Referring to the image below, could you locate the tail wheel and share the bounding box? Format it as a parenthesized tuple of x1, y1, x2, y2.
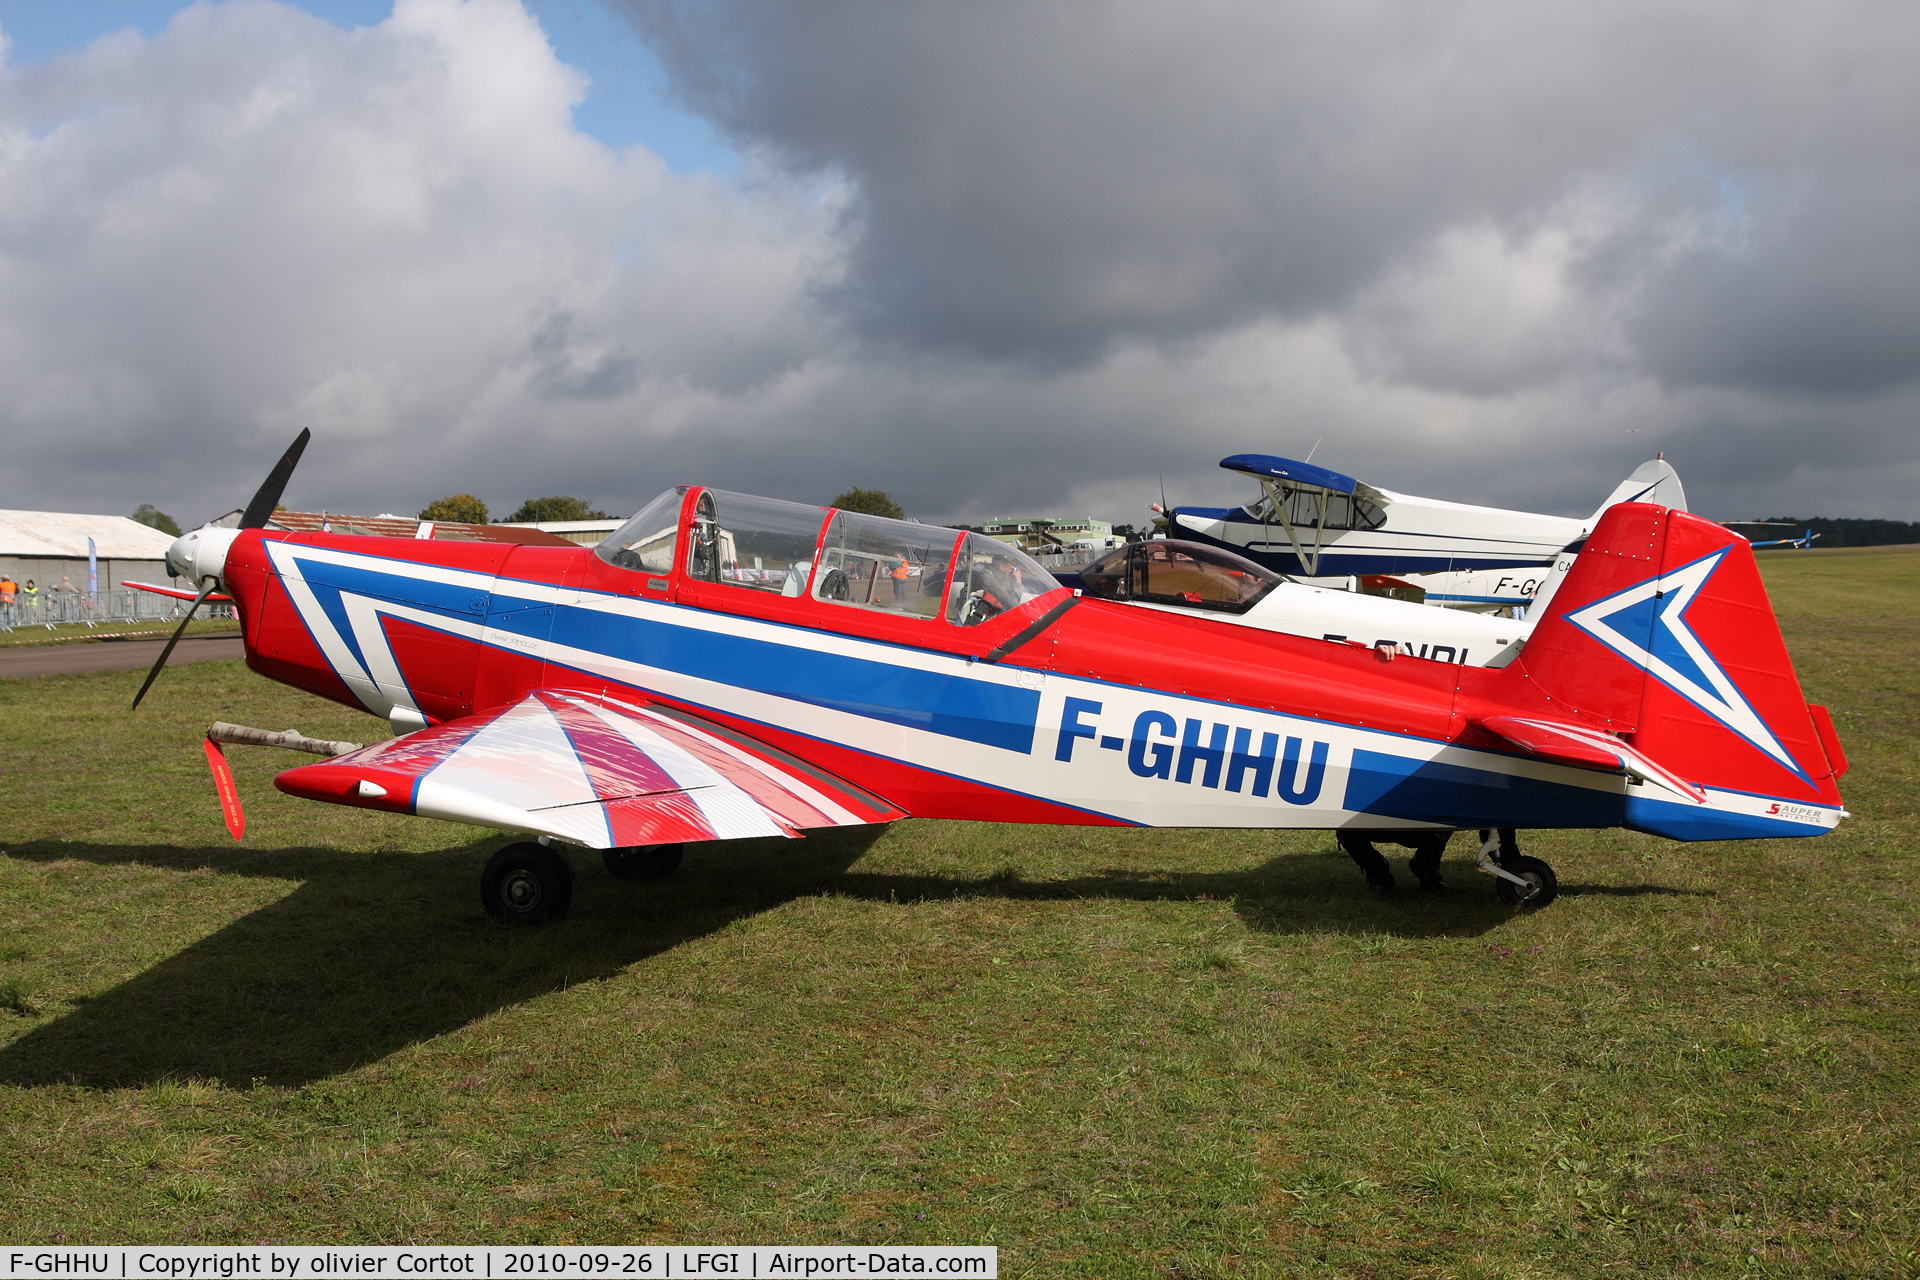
(1494, 855, 1558, 909)
(482, 842, 574, 924)
(602, 843, 684, 881)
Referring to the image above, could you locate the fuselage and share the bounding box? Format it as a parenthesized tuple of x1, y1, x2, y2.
(1173, 488, 1588, 579)
(1124, 580, 1528, 667)
(210, 491, 1845, 845)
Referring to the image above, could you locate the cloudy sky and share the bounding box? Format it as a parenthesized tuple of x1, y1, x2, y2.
(2, 0, 1917, 529)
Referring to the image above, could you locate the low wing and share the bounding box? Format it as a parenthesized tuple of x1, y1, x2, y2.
(126, 579, 234, 603)
(275, 689, 906, 848)
(1476, 714, 1706, 803)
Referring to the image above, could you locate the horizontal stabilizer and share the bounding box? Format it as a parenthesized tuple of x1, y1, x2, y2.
(276, 688, 906, 849)
(1477, 714, 1706, 803)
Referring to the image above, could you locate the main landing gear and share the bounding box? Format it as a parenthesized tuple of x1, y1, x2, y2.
(1476, 828, 1558, 909)
(481, 840, 689, 925)
(481, 841, 574, 924)
(602, 843, 684, 881)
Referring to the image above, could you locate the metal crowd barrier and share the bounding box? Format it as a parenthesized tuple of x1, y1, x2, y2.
(0, 587, 236, 633)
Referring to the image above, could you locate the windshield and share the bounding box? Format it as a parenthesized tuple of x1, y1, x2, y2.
(1243, 486, 1385, 531)
(596, 488, 687, 574)
(1081, 539, 1281, 612)
(946, 534, 1061, 626)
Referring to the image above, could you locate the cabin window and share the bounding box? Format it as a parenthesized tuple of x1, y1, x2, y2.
(1081, 540, 1281, 613)
(814, 512, 963, 618)
(686, 489, 831, 594)
(597, 487, 686, 575)
(1242, 486, 1386, 531)
(945, 535, 1060, 626)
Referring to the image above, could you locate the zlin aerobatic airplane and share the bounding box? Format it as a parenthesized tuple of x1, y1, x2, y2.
(135, 431, 1848, 923)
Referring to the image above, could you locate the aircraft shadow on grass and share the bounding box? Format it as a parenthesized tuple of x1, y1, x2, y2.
(0, 832, 1701, 1090)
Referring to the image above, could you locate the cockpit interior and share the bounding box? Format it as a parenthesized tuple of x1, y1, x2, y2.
(597, 487, 1062, 627)
(1079, 539, 1284, 613)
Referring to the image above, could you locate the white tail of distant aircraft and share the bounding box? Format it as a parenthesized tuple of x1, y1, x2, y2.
(1161, 456, 1688, 613)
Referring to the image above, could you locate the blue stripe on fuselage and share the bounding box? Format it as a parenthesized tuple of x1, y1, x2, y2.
(1173, 528, 1553, 577)
(1343, 748, 1624, 828)
(284, 553, 488, 622)
(1622, 795, 1825, 841)
(553, 604, 1041, 755)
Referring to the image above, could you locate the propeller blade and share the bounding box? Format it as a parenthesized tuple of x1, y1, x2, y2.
(130, 579, 220, 710)
(237, 427, 311, 530)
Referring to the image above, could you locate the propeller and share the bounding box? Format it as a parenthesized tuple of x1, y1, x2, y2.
(238, 428, 311, 530)
(130, 578, 224, 710)
(1150, 474, 1171, 535)
(130, 428, 311, 711)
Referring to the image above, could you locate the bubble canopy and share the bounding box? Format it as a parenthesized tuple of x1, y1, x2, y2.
(1080, 539, 1282, 613)
(596, 487, 1063, 627)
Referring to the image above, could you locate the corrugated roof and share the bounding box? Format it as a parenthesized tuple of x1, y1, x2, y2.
(0, 510, 180, 559)
(207, 508, 577, 547)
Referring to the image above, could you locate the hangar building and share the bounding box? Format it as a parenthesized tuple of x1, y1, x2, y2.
(0, 510, 181, 593)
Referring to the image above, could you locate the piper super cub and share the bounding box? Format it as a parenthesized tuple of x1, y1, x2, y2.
(1157, 453, 1689, 613)
(137, 431, 1848, 922)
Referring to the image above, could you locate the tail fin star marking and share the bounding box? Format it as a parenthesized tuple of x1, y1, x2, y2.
(1563, 547, 1805, 782)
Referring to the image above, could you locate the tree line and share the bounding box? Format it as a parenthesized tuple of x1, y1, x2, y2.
(1753, 516, 1920, 548)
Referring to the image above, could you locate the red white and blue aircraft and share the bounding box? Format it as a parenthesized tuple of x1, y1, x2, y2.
(134, 431, 1848, 923)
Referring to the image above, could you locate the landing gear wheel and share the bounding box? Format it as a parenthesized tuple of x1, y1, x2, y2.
(602, 843, 684, 881)
(1494, 855, 1558, 909)
(481, 842, 573, 924)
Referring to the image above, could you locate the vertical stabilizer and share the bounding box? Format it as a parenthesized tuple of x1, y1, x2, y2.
(1589, 458, 1688, 523)
(1507, 503, 1844, 837)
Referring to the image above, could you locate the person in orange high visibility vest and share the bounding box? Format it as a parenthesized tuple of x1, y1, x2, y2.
(0, 574, 16, 625)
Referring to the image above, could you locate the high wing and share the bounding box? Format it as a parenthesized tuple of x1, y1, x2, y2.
(275, 689, 906, 849)
(1214, 453, 1393, 577)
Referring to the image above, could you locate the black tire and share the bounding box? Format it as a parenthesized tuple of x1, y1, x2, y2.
(602, 843, 684, 881)
(481, 842, 573, 924)
(1494, 854, 1558, 909)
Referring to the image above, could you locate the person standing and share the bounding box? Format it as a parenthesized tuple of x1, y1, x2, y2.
(22, 578, 39, 625)
(0, 573, 16, 626)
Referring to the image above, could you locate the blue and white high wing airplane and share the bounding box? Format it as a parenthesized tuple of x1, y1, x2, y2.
(1157, 455, 1688, 613)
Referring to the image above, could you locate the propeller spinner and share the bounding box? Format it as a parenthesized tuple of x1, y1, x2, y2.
(131, 428, 310, 710)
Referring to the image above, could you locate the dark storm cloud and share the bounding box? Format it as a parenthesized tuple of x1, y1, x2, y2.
(623, 0, 1920, 399)
(1632, 176, 1920, 396)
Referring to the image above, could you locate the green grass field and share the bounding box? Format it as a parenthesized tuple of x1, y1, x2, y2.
(1, 548, 1914, 1276)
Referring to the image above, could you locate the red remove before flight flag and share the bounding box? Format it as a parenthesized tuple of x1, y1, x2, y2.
(203, 737, 245, 841)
